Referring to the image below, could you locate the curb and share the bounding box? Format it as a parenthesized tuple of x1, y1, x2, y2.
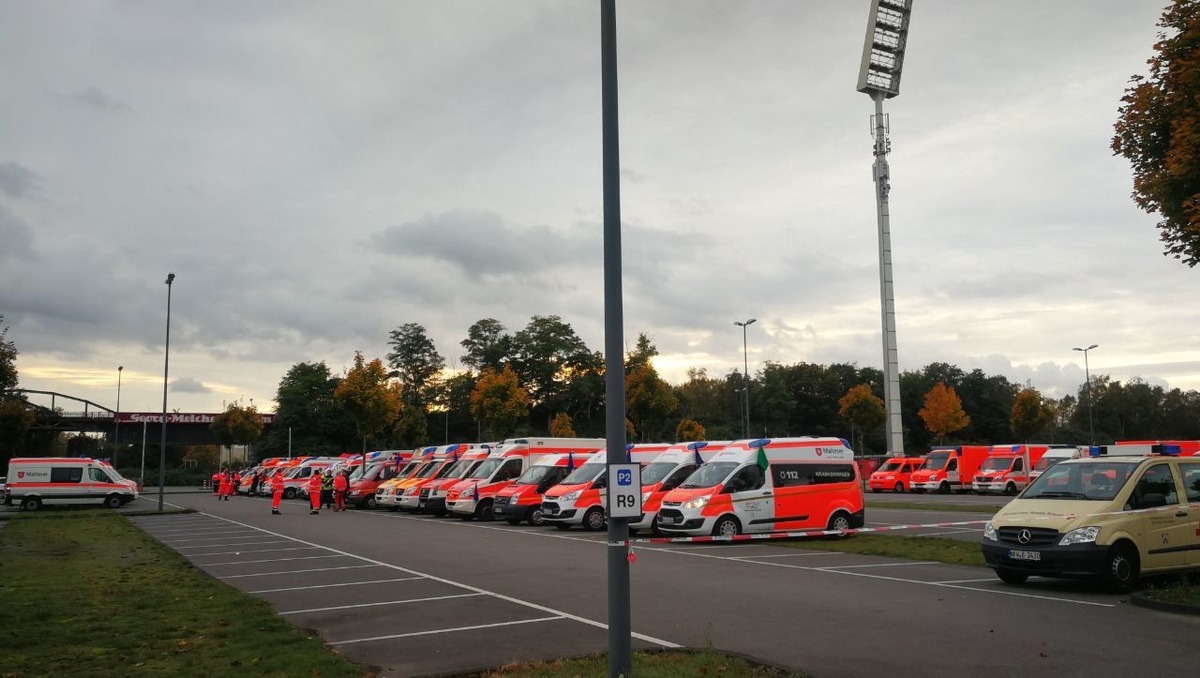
(1129, 591, 1200, 617)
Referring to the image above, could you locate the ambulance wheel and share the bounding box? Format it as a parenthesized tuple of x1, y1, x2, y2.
(363, 496, 378, 509)
(1102, 542, 1140, 594)
(583, 507, 607, 531)
(712, 515, 741, 538)
(996, 569, 1028, 585)
(937, 482, 951, 495)
(825, 511, 852, 539)
(284, 487, 297, 500)
(1004, 482, 1018, 496)
(893, 482, 904, 493)
(527, 506, 546, 526)
(103, 494, 123, 509)
(20, 497, 41, 511)
(475, 499, 494, 521)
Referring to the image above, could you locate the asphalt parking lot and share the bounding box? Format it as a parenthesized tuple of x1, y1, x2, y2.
(121, 490, 1200, 678)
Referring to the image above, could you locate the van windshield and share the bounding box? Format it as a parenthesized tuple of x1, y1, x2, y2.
(442, 459, 480, 480)
(1023, 462, 1134, 500)
(920, 452, 950, 471)
(880, 459, 907, 472)
(981, 457, 1013, 472)
(641, 462, 679, 485)
(561, 464, 604, 485)
(680, 462, 739, 489)
(468, 459, 503, 479)
(1034, 456, 1062, 472)
(514, 465, 557, 485)
(415, 462, 444, 479)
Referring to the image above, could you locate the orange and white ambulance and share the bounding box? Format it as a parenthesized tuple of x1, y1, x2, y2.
(416, 447, 494, 516)
(5, 457, 138, 510)
(279, 457, 343, 499)
(446, 438, 606, 521)
(867, 456, 925, 493)
(389, 444, 481, 512)
(346, 451, 413, 509)
(629, 441, 729, 534)
(656, 437, 864, 538)
(491, 450, 599, 525)
(539, 443, 673, 531)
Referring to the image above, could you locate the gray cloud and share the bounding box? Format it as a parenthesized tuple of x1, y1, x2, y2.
(170, 377, 210, 394)
(70, 86, 130, 112)
(0, 207, 33, 260)
(0, 161, 41, 198)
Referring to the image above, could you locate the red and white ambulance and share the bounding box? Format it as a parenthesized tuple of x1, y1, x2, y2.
(867, 456, 925, 493)
(374, 446, 439, 510)
(346, 451, 413, 509)
(539, 443, 673, 531)
(909, 445, 990, 494)
(629, 441, 729, 534)
(445, 438, 606, 521)
(656, 437, 864, 538)
(5, 457, 139, 510)
(971, 444, 1056, 495)
(491, 450, 599, 525)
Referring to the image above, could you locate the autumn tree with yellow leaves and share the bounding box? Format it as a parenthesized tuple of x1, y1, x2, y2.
(334, 351, 403, 453)
(918, 382, 971, 444)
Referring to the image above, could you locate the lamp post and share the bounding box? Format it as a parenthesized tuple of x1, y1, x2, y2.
(1073, 344, 1098, 445)
(857, 0, 913, 457)
(158, 272, 175, 511)
(114, 365, 123, 466)
(734, 318, 757, 438)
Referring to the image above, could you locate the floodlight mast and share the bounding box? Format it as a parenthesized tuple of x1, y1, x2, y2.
(857, 0, 913, 457)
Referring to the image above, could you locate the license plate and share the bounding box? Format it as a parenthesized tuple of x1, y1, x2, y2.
(659, 516, 677, 525)
(1008, 549, 1040, 562)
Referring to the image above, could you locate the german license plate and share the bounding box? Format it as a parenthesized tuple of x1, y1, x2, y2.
(659, 516, 677, 525)
(1008, 549, 1040, 562)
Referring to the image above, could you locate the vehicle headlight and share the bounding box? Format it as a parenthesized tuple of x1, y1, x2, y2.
(682, 495, 710, 510)
(1059, 526, 1101, 546)
(561, 490, 581, 502)
(983, 522, 997, 541)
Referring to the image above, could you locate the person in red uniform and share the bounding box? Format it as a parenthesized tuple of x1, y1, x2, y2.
(270, 472, 285, 515)
(333, 470, 349, 512)
(212, 469, 222, 497)
(306, 472, 323, 515)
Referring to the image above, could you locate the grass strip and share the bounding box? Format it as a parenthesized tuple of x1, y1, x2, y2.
(780, 533, 987, 567)
(864, 499, 998, 514)
(0, 510, 374, 678)
(468, 648, 806, 677)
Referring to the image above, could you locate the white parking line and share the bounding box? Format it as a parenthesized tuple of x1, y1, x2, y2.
(162, 535, 281, 543)
(248, 577, 424, 594)
(934, 578, 1001, 584)
(817, 561, 940, 569)
(330, 616, 564, 646)
(727, 551, 838, 559)
(187, 547, 320, 557)
(281, 593, 483, 616)
(198, 513, 680, 648)
(176, 540, 293, 550)
(220, 564, 381, 579)
(204, 554, 346, 566)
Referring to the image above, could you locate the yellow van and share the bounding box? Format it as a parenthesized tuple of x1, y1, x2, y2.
(981, 453, 1200, 592)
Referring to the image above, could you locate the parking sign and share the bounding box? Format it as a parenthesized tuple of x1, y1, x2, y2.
(607, 463, 642, 519)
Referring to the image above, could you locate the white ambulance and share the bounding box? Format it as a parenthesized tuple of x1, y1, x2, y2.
(4, 457, 139, 511)
(656, 437, 864, 538)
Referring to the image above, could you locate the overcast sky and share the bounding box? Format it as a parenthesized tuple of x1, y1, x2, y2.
(2, 0, 1196, 418)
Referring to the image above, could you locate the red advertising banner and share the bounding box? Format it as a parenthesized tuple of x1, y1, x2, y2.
(116, 412, 276, 425)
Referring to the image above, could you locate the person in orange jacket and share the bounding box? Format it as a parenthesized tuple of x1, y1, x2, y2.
(212, 469, 222, 497)
(306, 472, 323, 515)
(270, 472, 285, 515)
(333, 470, 349, 512)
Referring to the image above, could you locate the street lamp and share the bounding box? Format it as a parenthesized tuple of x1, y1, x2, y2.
(1073, 344, 1099, 445)
(734, 318, 757, 438)
(857, 0, 913, 457)
(159, 272, 175, 511)
(114, 365, 123, 467)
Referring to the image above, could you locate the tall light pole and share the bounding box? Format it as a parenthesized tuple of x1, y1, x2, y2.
(1073, 344, 1098, 445)
(734, 318, 757, 438)
(114, 365, 123, 466)
(158, 272, 175, 511)
(857, 0, 913, 456)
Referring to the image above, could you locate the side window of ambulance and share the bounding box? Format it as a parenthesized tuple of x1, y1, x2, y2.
(89, 468, 108, 482)
(947, 459, 958, 472)
(51, 467, 83, 483)
(495, 459, 522, 481)
(726, 465, 764, 492)
(1178, 462, 1200, 503)
(1013, 458, 1023, 472)
(1132, 464, 1178, 507)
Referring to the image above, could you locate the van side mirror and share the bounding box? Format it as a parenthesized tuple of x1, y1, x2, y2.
(593, 477, 607, 489)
